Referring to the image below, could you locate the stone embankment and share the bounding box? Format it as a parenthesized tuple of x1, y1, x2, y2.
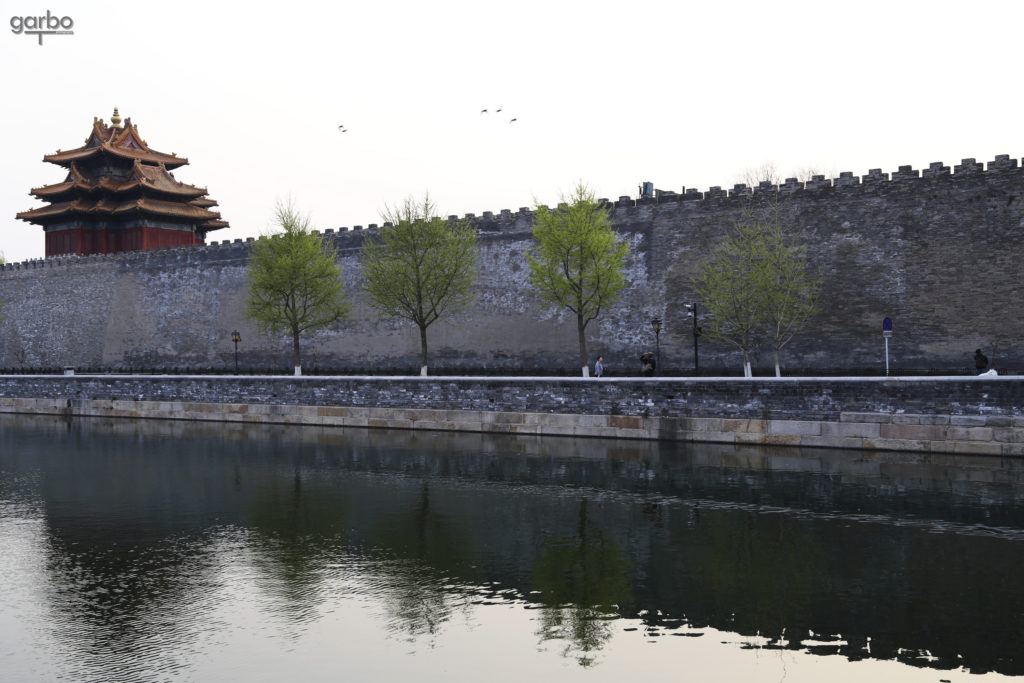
(1, 375, 1022, 456)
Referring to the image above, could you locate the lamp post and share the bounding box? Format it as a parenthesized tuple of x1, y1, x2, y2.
(650, 317, 662, 374)
(685, 303, 700, 374)
(231, 330, 241, 373)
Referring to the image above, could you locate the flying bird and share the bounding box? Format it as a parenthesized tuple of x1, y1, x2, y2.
(480, 107, 517, 124)
(338, 125, 348, 133)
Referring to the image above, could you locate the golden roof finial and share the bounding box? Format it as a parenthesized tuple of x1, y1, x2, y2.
(111, 107, 122, 128)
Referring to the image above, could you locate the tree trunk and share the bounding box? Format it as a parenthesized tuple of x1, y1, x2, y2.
(292, 329, 302, 376)
(419, 324, 429, 377)
(774, 347, 782, 377)
(577, 314, 589, 378)
(742, 348, 752, 377)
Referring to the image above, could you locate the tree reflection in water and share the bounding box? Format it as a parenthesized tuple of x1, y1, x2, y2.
(375, 482, 476, 642)
(533, 498, 633, 666)
(6, 414, 1024, 679)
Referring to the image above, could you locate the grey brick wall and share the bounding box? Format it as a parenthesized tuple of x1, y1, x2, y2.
(2, 156, 1022, 374)
(1, 375, 1021, 419)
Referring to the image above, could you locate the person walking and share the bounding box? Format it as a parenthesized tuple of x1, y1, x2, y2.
(594, 356, 604, 378)
(975, 349, 989, 375)
(639, 351, 655, 377)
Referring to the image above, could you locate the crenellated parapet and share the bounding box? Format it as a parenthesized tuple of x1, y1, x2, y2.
(3, 153, 1020, 275)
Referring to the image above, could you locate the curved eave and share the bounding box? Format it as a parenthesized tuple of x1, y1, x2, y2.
(30, 181, 76, 197)
(115, 198, 221, 221)
(134, 163, 206, 197)
(17, 198, 223, 225)
(30, 179, 207, 202)
(44, 145, 188, 170)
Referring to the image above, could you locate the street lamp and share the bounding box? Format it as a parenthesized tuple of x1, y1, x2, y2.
(650, 317, 662, 374)
(231, 330, 241, 373)
(685, 303, 701, 374)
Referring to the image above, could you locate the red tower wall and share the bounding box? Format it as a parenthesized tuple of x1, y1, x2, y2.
(46, 228, 201, 257)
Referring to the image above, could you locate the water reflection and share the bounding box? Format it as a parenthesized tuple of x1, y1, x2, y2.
(533, 498, 633, 666)
(3, 413, 1024, 681)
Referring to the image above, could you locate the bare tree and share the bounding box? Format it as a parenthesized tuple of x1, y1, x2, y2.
(737, 162, 781, 189)
(790, 166, 840, 183)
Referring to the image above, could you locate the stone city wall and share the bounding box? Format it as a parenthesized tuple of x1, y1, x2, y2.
(1, 155, 1022, 375)
(1, 375, 1022, 456)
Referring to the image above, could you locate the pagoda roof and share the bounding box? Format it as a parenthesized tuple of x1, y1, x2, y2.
(31, 160, 208, 200)
(19, 110, 229, 239)
(17, 196, 225, 225)
(44, 116, 188, 169)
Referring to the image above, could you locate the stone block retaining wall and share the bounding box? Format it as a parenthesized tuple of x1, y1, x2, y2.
(1, 375, 1022, 456)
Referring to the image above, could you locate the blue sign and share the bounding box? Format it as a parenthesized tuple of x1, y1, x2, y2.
(883, 317, 893, 332)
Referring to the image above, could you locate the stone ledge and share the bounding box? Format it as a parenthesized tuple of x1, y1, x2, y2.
(879, 424, 948, 441)
(950, 416, 988, 427)
(820, 422, 880, 438)
(768, 420, 822, 436)
(947, 426, 994, 441)
(722, 418, 766, 433)
(840, 412, 893, 423)
(993, 428, 1024, 443)
(736, 433, 803, 446)
(798, 435, 867, 449)
(0, 391, 1021, 455)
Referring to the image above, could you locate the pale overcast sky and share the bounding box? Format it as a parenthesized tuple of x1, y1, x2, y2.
(2, 0, 1021, 262)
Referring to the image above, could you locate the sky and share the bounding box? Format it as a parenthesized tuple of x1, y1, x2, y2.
(2, 0, 1022, 263)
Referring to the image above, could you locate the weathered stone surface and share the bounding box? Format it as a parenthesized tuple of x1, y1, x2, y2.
(880, 423, 947, 441)
(736, 433, 802, 446)
(840, 411, 893, 423)
(820, 422, 881, 438)
(799, 435, 868, 449)
(1, 375, 1022, 454)
(946, 426, 994, 441)
(722, 418, 766, 433)
(768, 420, 822, 436)
(3, 160, 1023, 375)
(946, 441, 1004, 456)
(950, 416, 989, 427)
(993, 428, 1024, 443)
(609, 415, 643, 430)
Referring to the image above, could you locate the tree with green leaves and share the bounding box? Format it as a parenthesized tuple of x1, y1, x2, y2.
(761, 222, 822, 376)
(244, 200, 350, 376)
(527, 183, 629, 377)
(694, 210, 820, 377)
(693, 220, 766, 377)
(360, 195, 478, 376)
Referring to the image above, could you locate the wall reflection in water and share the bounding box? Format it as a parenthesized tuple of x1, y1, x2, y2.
(2, 413, 1024, 681)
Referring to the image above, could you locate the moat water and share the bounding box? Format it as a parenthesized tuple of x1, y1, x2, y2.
(2, 414, 1024, 682)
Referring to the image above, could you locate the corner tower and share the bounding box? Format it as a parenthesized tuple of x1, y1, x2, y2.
(16, 108, 229, 256)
